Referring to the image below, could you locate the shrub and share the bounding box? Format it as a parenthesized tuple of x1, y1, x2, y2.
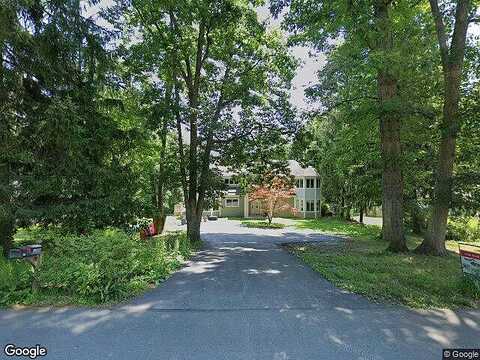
(0, 256, 33, 305)
(1, 228, 196, 306)
(446, 217, 480, 243)
(242, 221, 285, 229)
(321, 203, 333, 217)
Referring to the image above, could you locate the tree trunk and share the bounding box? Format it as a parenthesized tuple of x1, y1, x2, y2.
(378, 73, 407, 252)
(416, 0, 470, 255)
(416, 67, 461, 256)
(153, 182, 167, 234)
(0, 208, 14, 257)
(359, 207, 364, 224)
(0, 161, 14, 257)
(185, 198, 201, 244)
(345, 205, 351, 221)
(375, 1, 407, 253)
(154, 84, 172, 235)
(409, 196, 425, 235)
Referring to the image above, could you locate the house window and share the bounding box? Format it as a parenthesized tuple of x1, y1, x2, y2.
(306, 200, 314, 211)
(316, 200, 321, 212)
(296, 179, 304, 188)
(306, 179, 315, 188)
(300, 200, 304, 211)
(316, 178, 320, 188)
(224, 178, 237, 185)
(225, 198, 239, 207)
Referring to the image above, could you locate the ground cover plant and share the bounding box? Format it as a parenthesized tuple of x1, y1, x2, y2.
(1, 228, 198, 307)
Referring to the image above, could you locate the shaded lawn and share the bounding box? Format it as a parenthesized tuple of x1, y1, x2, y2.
(290, 217, 480, 309)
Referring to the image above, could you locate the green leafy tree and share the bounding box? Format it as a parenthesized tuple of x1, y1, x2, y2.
(114, 0, 297, 243)
(269, 0, 435, 251)
(416, 0, 479, 255)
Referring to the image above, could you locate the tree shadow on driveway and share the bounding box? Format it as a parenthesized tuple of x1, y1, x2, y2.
(1, 230, 479, 360)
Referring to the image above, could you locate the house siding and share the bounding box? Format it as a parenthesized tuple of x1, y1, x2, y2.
(220, 196, 244, 218)
(215, 160, 322, 219)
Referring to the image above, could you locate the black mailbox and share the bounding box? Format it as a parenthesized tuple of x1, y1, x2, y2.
(8, 245, 42, 259)
(8, 248, 23, 259)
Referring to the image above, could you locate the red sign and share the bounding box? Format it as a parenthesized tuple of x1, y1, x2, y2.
(140, 223, 158, 239)
(148, 223, 157, 236)
(460, 250, 480, 261)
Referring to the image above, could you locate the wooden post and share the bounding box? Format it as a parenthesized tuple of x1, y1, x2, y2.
(25, 254, 42, 291)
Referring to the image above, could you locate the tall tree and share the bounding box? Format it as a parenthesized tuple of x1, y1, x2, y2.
(116, 0, 297, 243)
(0, 1, 147, 254)
(270, 0, 430, 251)
(416, 0, 478, 255)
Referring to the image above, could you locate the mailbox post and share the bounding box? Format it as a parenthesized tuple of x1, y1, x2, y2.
(8, 244, 43, 290)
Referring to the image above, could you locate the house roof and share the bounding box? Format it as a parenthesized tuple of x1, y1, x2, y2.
(287, 160, 318, 177)
(219, 160, 318, 178)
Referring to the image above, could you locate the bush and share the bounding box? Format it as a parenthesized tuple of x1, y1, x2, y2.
(242, 221, 285, 229)
(1, 228, 196, 306)
(446, 217, 480, 243)
(0, 256, 34, 305)
(321, 203, 333, 217)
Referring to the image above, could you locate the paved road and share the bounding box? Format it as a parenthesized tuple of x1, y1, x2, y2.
(1, 219, 479, 360)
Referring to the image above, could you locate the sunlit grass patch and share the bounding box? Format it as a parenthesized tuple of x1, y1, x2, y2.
(289, 217, 480, 309)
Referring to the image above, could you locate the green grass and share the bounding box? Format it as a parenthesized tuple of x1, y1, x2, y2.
(288, 217, 480, 309)
(296, 217, 381, 239)
(241, 220, 285, 229)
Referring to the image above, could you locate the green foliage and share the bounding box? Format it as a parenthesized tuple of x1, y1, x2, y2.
(0, 0, 157, 242)
(446, 217, 480, 243)
(1, 229, 196, 307)
(0, 255, 33, 306)
(241, 221, 285, 229)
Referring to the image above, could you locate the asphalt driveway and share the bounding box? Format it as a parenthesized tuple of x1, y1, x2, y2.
(1, 219, 479, 359)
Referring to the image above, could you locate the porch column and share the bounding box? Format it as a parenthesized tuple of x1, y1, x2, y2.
(244, 195, 249, 218)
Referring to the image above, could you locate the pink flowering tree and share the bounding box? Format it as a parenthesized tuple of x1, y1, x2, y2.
(249, 176, 297, 224)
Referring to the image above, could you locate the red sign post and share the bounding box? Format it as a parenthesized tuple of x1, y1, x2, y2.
(140, 222, 158, 240)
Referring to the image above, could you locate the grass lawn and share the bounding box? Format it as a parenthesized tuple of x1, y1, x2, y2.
(241, 220, 285, 229)
(289, 217, 480, 309)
